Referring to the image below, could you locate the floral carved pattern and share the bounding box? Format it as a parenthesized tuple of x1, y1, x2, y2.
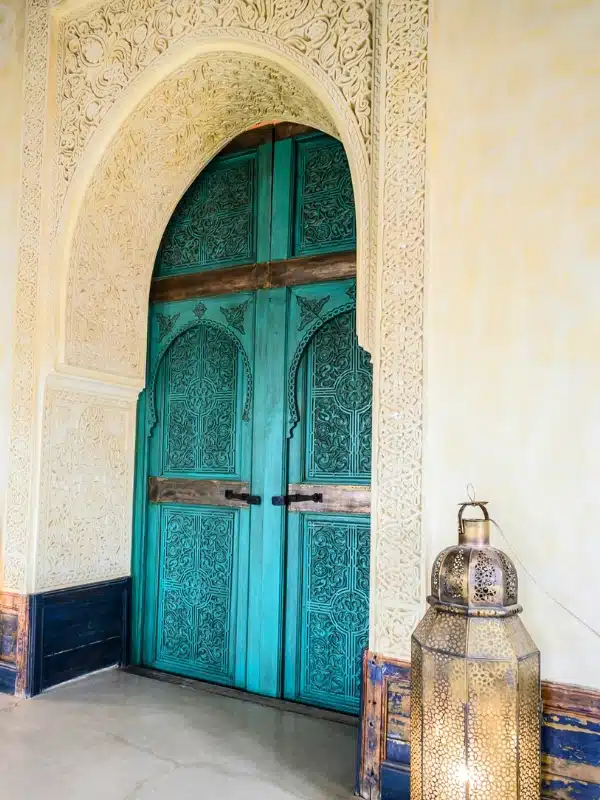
(36, 387, 134, 591)
(295, 138, 356, 255)
(157, 312, 180, 341)
(156, 156, 256, 276)
(158, 507, 235, 676)
(302, 518, 370, 712)
(297, 294, 330, 331)
(370, 0, 428, 657)
(66, 53, 338, 377)
(4, 0, 51, 591)
(55, 0, 373, 207)
(306, 311, 372, 480)
(162, 326, 238, 475)
(220, 298, 250, 335)
(193, 302, 207, 320)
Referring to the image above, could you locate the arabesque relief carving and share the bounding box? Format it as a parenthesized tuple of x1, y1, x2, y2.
(66, 53, 337, 377)
(55, 0, 373, 203)
(5, 0, 428, 662)
(36, 386, 135, 591)
(4, 0, 50, 591)
(370, 0, 428, 652)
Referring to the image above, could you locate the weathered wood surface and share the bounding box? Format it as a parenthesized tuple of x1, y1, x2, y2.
(286, 483, 370, 514)
(0, 590, 29, 696)
(544, 680, 600, 722)
(150, 251, 356, 303)
(148, 477, 250, 509)
(268, 250, 356, 288)
(150, 263, 267, 303)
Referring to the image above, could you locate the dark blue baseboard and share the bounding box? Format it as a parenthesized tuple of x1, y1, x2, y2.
(0, 663, 17, 694)
(27, 578, 130, 696)
(381, 762, 410, 800)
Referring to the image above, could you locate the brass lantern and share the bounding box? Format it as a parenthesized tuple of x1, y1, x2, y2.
(411, 501, 541, 800)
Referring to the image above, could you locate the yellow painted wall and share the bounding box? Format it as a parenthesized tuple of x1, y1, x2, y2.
(0, 1, 25, 585)
(424, 0, 600, 687)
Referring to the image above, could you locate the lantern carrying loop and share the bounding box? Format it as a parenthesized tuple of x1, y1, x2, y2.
(457, 500, 489, 537)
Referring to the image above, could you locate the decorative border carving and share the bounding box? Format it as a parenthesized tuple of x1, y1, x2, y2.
(54, 0, 373, 206)
(64, 51, 339, 378)
(3, 0, 51, 592)
(370, 0, 428, 657)
(52, 13, 374, 346)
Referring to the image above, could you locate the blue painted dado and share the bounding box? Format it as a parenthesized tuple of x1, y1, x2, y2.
(27, 578, 130, 696)
(357, 652, 600, 800)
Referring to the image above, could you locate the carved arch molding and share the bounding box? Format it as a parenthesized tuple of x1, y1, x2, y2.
(5, 0, 428, 659)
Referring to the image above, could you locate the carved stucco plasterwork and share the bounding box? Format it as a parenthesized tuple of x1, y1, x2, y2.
(65, 52, 338, 377)
(53, 0, 375, 348)
(370, 0, 428, 656)
(55, 0, 373, 199)
(4, 0, 50, 591)
(36, 382, 135, 591)
(6, 0, 428, 663)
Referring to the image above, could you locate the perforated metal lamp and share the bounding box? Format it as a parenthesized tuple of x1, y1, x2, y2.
(410, 501, 541, 800)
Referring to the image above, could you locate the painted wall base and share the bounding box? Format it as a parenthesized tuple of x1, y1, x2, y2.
(357, 651, 600, 800)
(1, 579, 130, 697)
(27, 578, 131, 696)
(0, 592, 28, 695)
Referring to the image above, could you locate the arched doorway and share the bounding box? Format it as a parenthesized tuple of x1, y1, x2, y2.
(132, 124, 372, 715)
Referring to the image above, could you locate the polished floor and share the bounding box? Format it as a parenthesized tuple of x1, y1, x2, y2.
(0, 670, 357, 799)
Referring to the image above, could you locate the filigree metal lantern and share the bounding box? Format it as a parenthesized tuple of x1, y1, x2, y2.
(411, 501, 541, 800)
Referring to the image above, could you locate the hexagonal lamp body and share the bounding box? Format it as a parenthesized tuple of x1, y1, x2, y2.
(410, 503, 541, 800)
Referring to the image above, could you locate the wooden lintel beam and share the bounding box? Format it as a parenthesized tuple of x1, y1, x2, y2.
(148, 477, 250, 509)
(150, 250, 357, 304)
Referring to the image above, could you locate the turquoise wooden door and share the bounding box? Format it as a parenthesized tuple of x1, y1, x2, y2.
(133, 127, 370, 714)
(282, 281, 371, 715)
(143, 292, 256, 687)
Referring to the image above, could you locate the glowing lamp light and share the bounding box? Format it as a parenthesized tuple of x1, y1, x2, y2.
(410, 501, 541, 799)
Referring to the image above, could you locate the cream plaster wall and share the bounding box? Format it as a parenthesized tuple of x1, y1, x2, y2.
(0, 0, 25, 586)
(424, 0, 600, 688)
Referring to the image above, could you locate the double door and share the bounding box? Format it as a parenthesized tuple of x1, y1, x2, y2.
(134, 130, 371, 714)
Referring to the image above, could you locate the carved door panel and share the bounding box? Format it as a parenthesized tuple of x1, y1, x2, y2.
(282, 280, 371, 715)
(142, 292, 256, 688)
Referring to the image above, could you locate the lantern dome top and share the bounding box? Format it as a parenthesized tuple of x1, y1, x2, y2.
(429, 502, 521, 616)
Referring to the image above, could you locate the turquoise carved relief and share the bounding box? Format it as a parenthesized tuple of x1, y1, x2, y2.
(298, 515, 370, 712)
(293, 136, 356, 256)
(162, 326, 238, 474)
(147, 294, 255, 435)
(155, 151, 258, 277)
(136, 132, 369, 714)
(157, 506, 236, 679)
(306, 311, 372, 481)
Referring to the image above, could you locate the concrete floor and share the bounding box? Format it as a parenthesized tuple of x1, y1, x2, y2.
(0, 670, 357, 799)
